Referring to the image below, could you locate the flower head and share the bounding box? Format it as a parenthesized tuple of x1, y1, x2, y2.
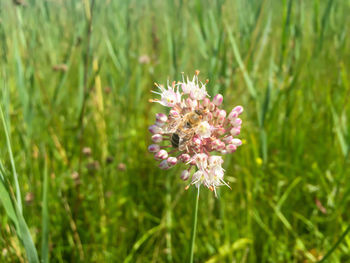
(148, 72, 244, 196)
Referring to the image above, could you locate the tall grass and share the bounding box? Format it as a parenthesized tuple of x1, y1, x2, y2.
(0, 0, 350, 262)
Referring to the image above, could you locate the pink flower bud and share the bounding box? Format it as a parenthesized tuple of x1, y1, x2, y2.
(154, 150, 168, 160)
(218, 141, 226, 150)
(169, 110, 180, 118)
(223, 136, 233, 144)
(232, 138, 242, 146)
(231, 118, 242, 127)
(217, 127, 226, 135)
(213, 108, 220, 118)
(209, 102, 215, 112)
(219, 110, 227, 118)
(179, 154, 191, 162)
(212, 139, 221, 149)
(218, 116, 225, 125)
(159, 160, 169, 170)
(155, 120, 165, 127)
(167, 157, 177, 166)
(230, 127, 241, 136)
(226, 144, 237, 153)
(148, 125, 162, 134)
(152, 134, 163, 143)
(205, 112, 213, 121)
(212, 139, 225, 150)
(181, 170, 190, 181)
(156, 113, 167, 123)
(213, 94, 223, 106)
(148, 144, 160, 153)
(228, 111, 238, 120)
(202, 98, 210, 107)
(233, 106, 244, 115)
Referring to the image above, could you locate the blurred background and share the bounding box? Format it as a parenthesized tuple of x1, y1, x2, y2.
(0, 0, 350, 262)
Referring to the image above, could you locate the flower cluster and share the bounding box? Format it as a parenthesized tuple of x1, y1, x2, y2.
(148, 72, 243, 195)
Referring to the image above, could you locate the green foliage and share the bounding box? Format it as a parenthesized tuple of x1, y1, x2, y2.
(0, 107, 39, 262)
(0, 0, 350, 262)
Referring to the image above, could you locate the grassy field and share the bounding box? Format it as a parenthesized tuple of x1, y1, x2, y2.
(1, 0, 350, 262)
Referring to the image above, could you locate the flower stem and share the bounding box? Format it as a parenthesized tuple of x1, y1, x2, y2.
(189, 186, 200, 263)
(165, 174, 173, 262)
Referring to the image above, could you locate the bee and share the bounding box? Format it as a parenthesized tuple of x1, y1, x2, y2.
(170, 109, 204, 150)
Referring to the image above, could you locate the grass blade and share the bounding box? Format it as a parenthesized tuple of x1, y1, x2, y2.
(124, 225, 163, 263)
(0, 170, 39, 262)
(15, 203, 40, 263)
(330, 105, 348, 157)
(0, 176, 20, 234)
(41, 153, 49, 263)
(0, 105, 22, 212)
(226, 25, 257, 98)
(319, 225, 350, 263)
(206, 238, 252, 263)
(318, 0, 334, 51)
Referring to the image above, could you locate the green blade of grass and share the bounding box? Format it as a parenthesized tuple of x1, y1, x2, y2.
(226, 25, 257, 98)
(1, 99, 39, 261)
(124, 225, 163, 263)
(279, 0, 293, 68)
(0, 104, 22, 212)
(0, 159, 5, 181)
(0, 175, 20, 234)
(277, 176, 302, 209)
(15, 202, 40, 263)
(41, 153, 49, 263)
(318, 0, 334, 51)
(252, 12, 272, 75)
(206, 238, 252, 263)
(319, 225, 350, 263)
(330, 105, 348, 157)
(0, 172, 39, 262)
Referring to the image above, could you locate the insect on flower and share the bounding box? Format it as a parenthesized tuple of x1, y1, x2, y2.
(148, 71, 243, 196)
(170, 109, 207, 150)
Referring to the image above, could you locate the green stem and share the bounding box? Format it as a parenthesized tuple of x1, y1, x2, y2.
(319, 224, 350, 263)
(189, 186, 200, 263)
(165, 174, 172, 262)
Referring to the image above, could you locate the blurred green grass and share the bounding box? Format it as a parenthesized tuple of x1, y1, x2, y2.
(1, 0, 350, 262)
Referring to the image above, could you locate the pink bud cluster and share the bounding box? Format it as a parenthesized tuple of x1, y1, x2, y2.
(148, 73, 243, 195)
